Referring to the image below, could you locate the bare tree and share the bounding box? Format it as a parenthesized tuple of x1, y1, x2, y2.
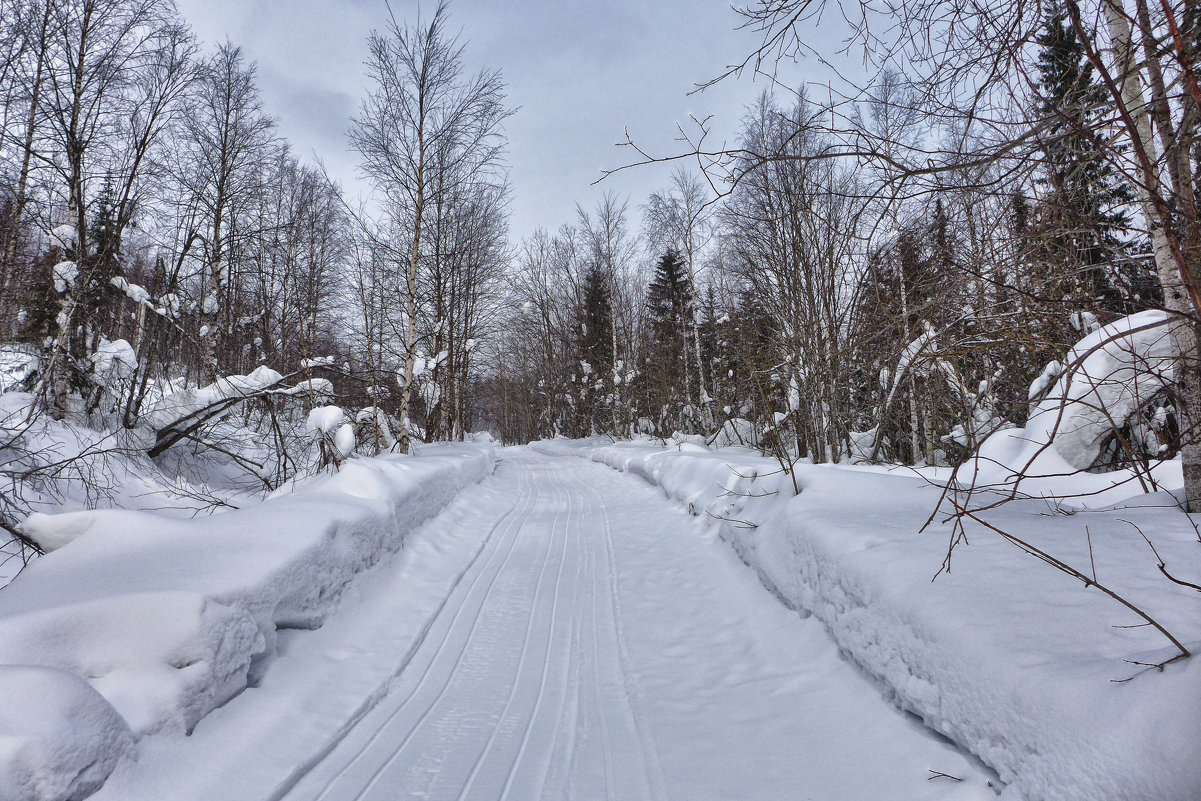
(349, 0, 509, 452)
(178, 41, 274, 382)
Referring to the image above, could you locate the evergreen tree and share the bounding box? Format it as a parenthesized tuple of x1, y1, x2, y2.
(931, 197, 955, 280)
(17, 248, 62, 361)
(698, 285, 725, 413)
(729, 283, 778, 425)
(572, 262, 614, 435)
(642, 248, 696, 429)
(1034, 0, 1150, 315)
(78, 184, 125, 353)
(646, 249, 692, 346)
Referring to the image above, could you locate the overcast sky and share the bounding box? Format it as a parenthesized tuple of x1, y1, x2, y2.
(172, 0, 812, 244)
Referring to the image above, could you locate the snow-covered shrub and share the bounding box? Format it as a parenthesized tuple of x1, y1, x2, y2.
(308, 406, 353, 470)
(708, 417, 758, 449)
(1026, 310, 1175, 471)
(961, 311, 1181, 497)
(355, 406, 397, 454)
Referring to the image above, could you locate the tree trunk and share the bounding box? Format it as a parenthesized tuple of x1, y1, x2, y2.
(1100, 0, 1201, 510)
(396, 137, 425, 454)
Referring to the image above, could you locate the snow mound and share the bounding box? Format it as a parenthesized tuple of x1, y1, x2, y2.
(0, 665, 134, 801)
(20, 511, 95, 553)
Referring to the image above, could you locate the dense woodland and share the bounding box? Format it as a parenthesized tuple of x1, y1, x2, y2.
(1, 0, 1200, 521)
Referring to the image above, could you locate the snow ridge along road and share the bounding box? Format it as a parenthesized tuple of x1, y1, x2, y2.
(98, 448, 994, 801)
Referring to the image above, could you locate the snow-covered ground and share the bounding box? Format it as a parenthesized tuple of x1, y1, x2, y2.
(0, 442, 494, 801)
(91, 449, 994, 801)
(3, 328, 1199, 801)
(536, 438, 1201, 801)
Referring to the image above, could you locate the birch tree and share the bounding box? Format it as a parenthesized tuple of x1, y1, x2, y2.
(179, 41, 274, 382)
(349, 0, 509, 452)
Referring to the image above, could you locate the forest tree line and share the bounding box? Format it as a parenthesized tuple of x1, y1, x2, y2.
(0, 0, 1196, 492)
(0, 0, 506, 455)
(487, 0, 1178, 475)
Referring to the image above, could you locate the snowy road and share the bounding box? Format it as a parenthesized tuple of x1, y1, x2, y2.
(96, 449, 995, 800)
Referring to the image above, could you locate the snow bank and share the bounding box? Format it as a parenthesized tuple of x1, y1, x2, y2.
(0, 443, 494, 800)
(535, 438, 1201, 801)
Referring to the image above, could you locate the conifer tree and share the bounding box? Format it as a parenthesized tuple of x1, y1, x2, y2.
(573, 262, 614, 434)
(1034, 0, 1145, 315)
(642, 248, 695, 429)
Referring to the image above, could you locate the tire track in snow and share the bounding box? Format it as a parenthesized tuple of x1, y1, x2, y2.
(592, 476, 669, 801)
(263, 462, 529, 801)
(293, 463, 541, 800)
(455, 458, 576, 800)
(300, 454, 579, 801)
(584, 515, 618, 801)
(340, 463, 546, 799)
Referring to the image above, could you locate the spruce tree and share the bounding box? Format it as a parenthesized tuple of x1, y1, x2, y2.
(573, 262, 613, 434)
(79, 185, 124, 354)
(1034, 0, 1147, 315)
(643, 248, 696, 430)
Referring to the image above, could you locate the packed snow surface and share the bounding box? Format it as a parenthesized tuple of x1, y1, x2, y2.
(92, 449, 994, 801)
(536, 437, 1201, 801)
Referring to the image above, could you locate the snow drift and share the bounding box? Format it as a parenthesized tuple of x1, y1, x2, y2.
(0, 443, 494, 801)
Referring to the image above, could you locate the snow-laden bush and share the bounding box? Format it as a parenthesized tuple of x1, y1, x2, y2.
(307, 406, 355, 469)
(1026, 310, 1174, 470)
(708, 417, 758, 448)
(355, 407, 397, 454)
(972, 310, 1177, 486)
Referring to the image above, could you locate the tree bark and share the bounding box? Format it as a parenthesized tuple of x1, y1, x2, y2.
(1098, 0, 1201, 510)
